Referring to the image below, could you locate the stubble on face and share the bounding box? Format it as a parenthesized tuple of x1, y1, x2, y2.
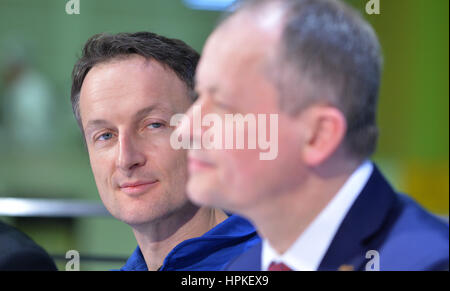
(80, 55, 194, 227)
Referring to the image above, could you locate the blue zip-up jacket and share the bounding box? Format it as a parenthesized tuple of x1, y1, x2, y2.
(119, 214, 260, 271)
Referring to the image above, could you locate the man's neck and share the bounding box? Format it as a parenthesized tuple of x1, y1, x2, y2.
(249, 159, 361, 255)
(132, 203, 228, 271)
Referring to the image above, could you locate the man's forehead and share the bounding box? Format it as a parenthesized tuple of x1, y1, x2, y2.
(84, 102, 172, 130)
(197, 17, 280, 92)
(206, 6, 284, 61)
(84, 56, 168, 85)
(80, 56, 191, 126)
(219, 2, 285, 38)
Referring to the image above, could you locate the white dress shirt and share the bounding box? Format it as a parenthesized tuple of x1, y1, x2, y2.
(262, 160, 374, 271)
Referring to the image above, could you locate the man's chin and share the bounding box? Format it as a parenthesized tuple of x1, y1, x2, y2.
(186, 180, 221, 209)
(118, 214, 157, 227)
(105, 205, 159, 227)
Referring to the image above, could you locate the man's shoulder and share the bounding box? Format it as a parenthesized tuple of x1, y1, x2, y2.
(395, 193, 448, 238)
(223, 241, 262, 271)
(0, 221, 57, 270)
(377, 193, 449, 270)
(343, 165, 449, 270)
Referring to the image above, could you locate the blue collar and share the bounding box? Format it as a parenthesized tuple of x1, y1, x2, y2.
(119, 214, 259, 271)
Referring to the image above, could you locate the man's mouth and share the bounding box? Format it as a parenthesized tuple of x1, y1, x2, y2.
(187, 156, 215, 173)
(119, 180, 159, 196)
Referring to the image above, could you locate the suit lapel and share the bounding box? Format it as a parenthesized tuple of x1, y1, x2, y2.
(318, 166, 398, 271)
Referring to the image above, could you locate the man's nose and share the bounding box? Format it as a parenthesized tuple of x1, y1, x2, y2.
(116, 134, 146, 174)
(181, 97, 212, 145)
(181, 98, 207, 148)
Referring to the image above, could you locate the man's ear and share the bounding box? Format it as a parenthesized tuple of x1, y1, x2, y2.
(300, 105, 347, 167)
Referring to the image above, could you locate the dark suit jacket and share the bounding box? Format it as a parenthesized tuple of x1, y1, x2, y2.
(225, 165, 449, 271)
(0, 221, 57, 270)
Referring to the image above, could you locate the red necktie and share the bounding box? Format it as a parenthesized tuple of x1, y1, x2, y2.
(268, 262, 292, 271)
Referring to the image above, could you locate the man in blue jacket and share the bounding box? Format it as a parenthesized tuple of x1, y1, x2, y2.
(70, 32, 259, 271)
(183, 0, 449, 270)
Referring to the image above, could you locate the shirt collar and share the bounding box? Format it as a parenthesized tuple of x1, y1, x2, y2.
(120, 214, 257, 271)
(262, 160, 374, 271)
(120, 246, 147, 271)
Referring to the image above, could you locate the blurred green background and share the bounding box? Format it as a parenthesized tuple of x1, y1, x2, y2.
(0, 0, 448, 270)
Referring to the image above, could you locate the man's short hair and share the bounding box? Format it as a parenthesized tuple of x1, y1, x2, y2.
(232, 0, 383, 160)
(71, 32, 200, 130)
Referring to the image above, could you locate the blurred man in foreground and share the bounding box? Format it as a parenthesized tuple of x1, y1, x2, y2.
(70, 32, 259, 271)
(184, 0, 449, 270)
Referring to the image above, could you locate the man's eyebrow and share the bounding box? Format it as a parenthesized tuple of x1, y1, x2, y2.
(196, 85, 218, 96)
(208, 87, 218, 95)
(134, 104, 172, 119)
(85, 119, 111, 132)
(199, 86, 235, 110)
(83, 104, 172, 133)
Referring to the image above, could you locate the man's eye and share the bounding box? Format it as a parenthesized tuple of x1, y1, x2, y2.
(97, 132, 113, 141)
(147, 123, 163, 129)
